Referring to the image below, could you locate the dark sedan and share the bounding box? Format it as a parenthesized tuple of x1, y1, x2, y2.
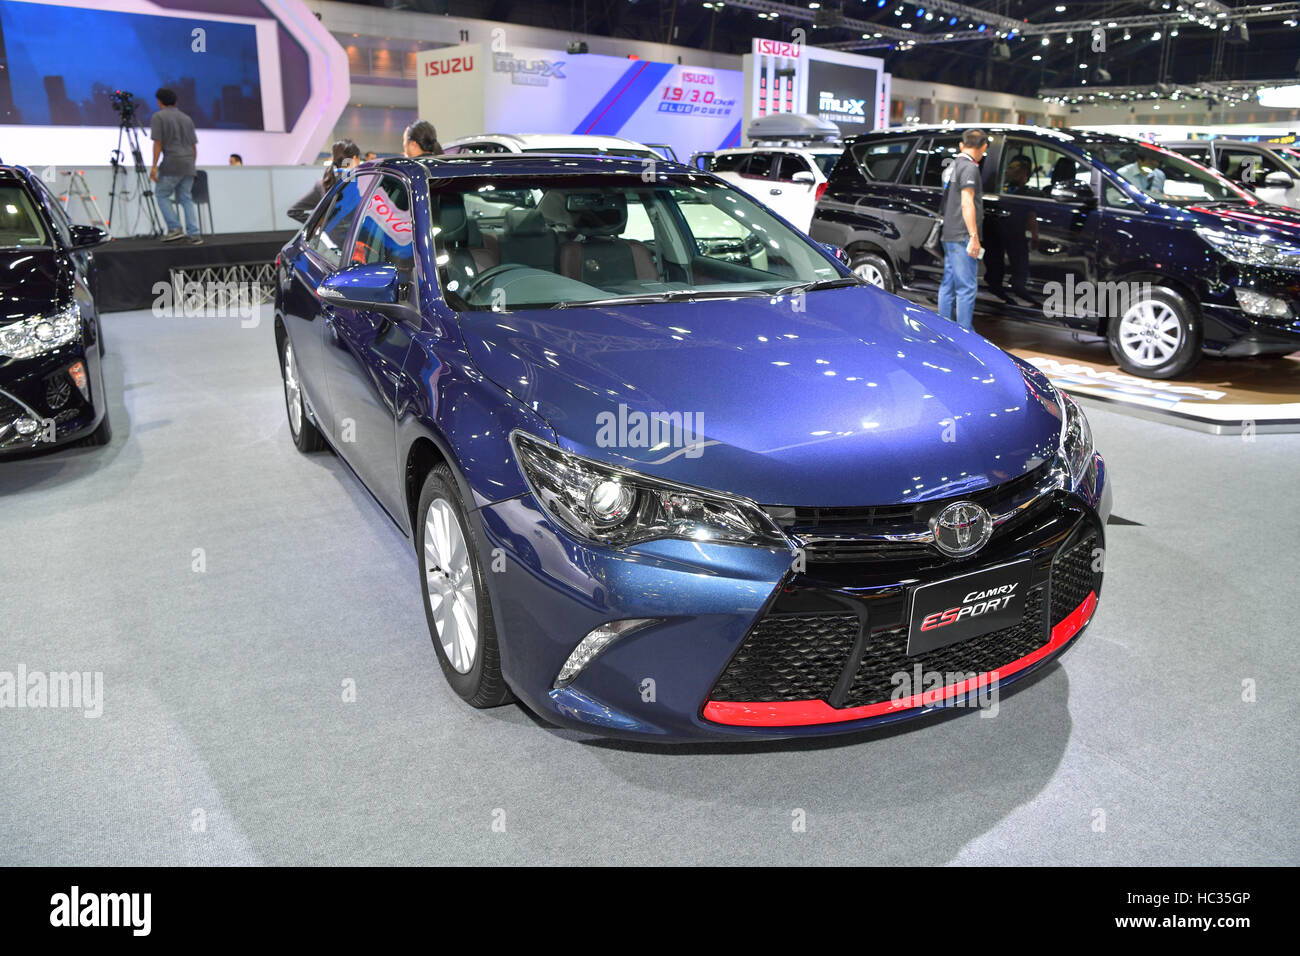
(1, 165, 112, 453)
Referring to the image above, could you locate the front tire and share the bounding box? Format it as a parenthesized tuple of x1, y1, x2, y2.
(281, 335, 325, 452)
(850, 252, 896, 293)
(1106, 285, 1201, 379)
(417, 464, 513, 708)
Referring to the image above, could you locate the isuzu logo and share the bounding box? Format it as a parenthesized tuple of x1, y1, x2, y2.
(930, 501, 993, 557)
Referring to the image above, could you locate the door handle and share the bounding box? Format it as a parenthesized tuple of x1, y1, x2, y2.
(770, 188, 783, 196)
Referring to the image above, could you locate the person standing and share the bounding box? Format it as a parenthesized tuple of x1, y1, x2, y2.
(287, 140, 361, 224)
(937, 129, 989, 331)
(402, 120, 442, 158)
(149, 88, 201, 244)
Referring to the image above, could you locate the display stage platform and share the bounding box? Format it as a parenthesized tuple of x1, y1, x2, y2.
(95, 231, 295, 312)
(976, 317, 1300, 435)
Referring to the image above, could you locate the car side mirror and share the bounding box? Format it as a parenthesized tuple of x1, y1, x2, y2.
(317, 263, 401, 310)
(1263, 170, 1295, 188)
(792, 170, 816, 185)
(69, 224, 110, 248)
(1050, 181, 1096, 205)
(822, 242, 851, 266)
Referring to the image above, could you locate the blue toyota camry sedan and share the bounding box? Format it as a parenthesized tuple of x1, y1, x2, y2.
(274, 154, 1111, 741)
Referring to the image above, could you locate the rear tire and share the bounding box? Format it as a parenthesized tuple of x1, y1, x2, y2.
(281, 335, 325, 452)
(1106, 285, 1201, 379)
(417, 464, 513, 708)
(850, 252, 896, 293)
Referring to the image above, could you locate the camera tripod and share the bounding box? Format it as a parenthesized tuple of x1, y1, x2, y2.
(107, 110, 164, 238)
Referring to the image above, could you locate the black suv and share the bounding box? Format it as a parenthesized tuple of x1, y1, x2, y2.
(809, 124, 1300, 378)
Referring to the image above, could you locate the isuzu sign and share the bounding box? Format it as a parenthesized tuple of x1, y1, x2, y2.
(755, 39, 802, 58)
(425, 56, 475, 77)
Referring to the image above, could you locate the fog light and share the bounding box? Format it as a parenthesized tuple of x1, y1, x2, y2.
(554, 618, 659, 689)
(1234, 287, 1292, 318)
(14, 418, 39, 436)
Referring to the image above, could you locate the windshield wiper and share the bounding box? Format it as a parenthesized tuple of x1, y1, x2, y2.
(551, 289, 769, 309)
(775, 276, 864, 296)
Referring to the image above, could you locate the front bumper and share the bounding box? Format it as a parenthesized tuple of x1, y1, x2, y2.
(0, 342, 105, 453)
(475, 453, 1110, 741)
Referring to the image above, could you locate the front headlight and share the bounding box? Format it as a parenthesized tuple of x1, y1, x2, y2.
(511, 431, 789, 549)
(1059, 393, 1094, 488)
(1197, 227, 1300, 270)
(0, 305, 80, 359)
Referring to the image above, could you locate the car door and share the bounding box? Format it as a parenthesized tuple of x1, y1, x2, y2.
(891, 134, 964, 294)
(985, 137, 1100, 328)
(771, 152, 819, 232)
(321, 172, 416, 521)
(283, 179, 367, 433)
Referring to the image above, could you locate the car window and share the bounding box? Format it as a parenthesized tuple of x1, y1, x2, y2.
(431, 176, 838, 311)
(853, 138, 918, 182)
(708, 153, 748, 174)
(457, 142, 508, 154)
(1085, 142, 1252, 205)
(1170, 146, 1212, 167)
(915, 136, 962, 189)
(33, 178, 73, 246)
(775, 153, 812, 182)
(1218, 147, 1286, 187)
(350, 175, 415, 277)
(811, 152, 842, 178)
(306, 175, 373, 269)
(1000, 139, 1091, 197)
(741, 153, 776, 179)
(0, 183, 51, 247)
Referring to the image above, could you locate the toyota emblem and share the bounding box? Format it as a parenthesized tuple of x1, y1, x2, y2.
(929, 501, 993, 557)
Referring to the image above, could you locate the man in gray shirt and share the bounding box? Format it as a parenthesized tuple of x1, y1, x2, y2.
(936, 128, 989, 331)
(149, 87, 201, 243)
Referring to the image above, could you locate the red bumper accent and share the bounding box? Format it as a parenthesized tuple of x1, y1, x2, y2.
(703, 590, 1097, 728)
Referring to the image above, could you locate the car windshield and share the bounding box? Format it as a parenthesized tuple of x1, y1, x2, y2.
(0, 184, 51, 247)
(1085, 142, 1254, 205)
(433, 174, 843, 311)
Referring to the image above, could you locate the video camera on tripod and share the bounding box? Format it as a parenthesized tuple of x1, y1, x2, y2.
(107, 88, 164, 237)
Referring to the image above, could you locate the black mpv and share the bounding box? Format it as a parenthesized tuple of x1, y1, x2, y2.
(809, 124, 1300, 378)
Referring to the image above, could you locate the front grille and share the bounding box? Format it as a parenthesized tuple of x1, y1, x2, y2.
(840, 588, 1046, 709)
(706, 505, 1102, 719)
(1051, 532, 1098, 628)
(710, 613, 859, 703)
(775, 461, 1057, 564)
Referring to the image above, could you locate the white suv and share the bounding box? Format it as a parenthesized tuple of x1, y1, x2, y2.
(693, 146, 844, 233)
(443, 133, 660, 160)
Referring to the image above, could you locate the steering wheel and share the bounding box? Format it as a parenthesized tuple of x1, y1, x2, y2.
(459, 263, 533, 301)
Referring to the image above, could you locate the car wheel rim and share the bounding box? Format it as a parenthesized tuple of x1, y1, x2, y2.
(283, 341, 302, 437)
(424, 498, 479, 674)
(1118, 300, 1182, 367)
(854, 262, 886, 288)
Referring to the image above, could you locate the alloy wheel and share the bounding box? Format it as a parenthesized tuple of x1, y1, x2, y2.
(1118, 300, 1183, 368)
(854, 261, 886, 287)
(283, 340, 303, 437)
(424, 498, 479, 674)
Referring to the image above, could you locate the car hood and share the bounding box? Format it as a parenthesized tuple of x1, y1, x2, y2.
(461, 287, 1064, 506)
(1181, 200, 1300, 241)
(0, 248, 63, 323)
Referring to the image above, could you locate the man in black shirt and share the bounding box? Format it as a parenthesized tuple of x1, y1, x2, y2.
(936, 129, 988, 331)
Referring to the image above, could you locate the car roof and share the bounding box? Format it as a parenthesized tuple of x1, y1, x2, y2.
(392, 153, 700, 179)
(445, 133, 655, 151)
(715, 145, 842, 154)
(845, 124, 1157, 151)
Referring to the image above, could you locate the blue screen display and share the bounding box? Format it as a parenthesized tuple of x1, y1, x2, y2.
(0, 1, 264, 129)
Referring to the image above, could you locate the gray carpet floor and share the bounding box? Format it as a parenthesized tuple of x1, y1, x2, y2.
(1, 307, 1296, 866)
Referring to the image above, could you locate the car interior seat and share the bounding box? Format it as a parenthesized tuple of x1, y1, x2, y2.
(540, 190, 657, 286)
